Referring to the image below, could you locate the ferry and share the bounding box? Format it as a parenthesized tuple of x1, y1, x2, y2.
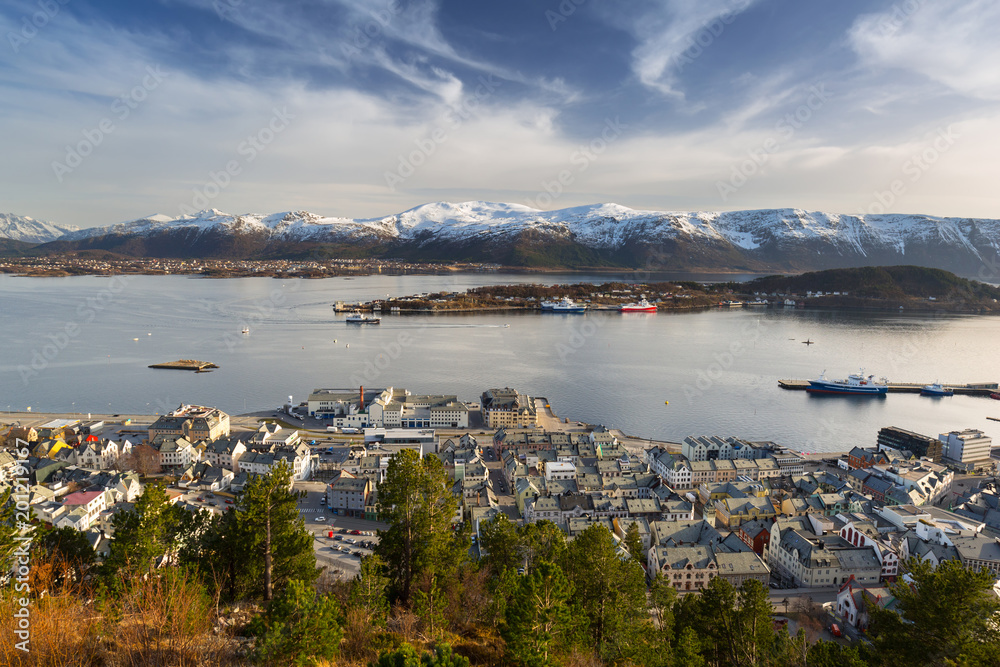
(806, 370, 888, 396)
(719, 300, 744, 307)
(552, 297, 587, 313)
(620, 298, 657, 313)
(921, 382, 954, 397)
(540, 300, 558, 311)
(346, 313, 381, 324)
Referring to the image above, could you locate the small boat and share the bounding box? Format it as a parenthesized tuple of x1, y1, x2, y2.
(346, 312, 380, 324)
(719, 300, 744, 307)
(991, 393, 1000, 401)
(620, 298, 657, 313)
(806, 369, 888, 396)
(921, 382, 953, 397)
(552, 297, 587, 313)
(802, 339, 814, 345)
(503, 324, 510, 328)
(242, 327, 250, 335)
(746, 299, 768, 306)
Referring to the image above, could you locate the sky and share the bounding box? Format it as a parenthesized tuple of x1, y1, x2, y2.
(1, 0, 999, 229)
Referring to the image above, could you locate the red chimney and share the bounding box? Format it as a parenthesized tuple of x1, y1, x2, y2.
(360, 386, 364, 407)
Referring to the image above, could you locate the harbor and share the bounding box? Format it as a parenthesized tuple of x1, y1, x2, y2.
(779, 379, 999, 396)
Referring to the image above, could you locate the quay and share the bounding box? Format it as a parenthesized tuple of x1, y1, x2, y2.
(148, 359, 219, 372)
(779, 379, 998, 396)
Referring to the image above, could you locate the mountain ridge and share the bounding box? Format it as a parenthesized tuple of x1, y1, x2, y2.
(7, 202, 1000, 277)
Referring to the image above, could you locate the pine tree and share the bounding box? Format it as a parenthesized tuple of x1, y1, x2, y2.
(237, 461, 318, 601)
(249, 579, 344, 666)
(375, 449, 465, 604)
(503, 560, 575, 666)
(623, 521, 644, 563)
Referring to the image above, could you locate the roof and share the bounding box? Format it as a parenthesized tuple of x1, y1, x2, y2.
(63, 490, 104, 505)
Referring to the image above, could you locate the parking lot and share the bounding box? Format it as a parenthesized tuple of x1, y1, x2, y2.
(294, 480, 388, 579)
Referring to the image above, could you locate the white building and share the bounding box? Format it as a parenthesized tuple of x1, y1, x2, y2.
(939, 429, 992, 465)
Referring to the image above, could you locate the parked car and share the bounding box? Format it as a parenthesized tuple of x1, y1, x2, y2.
(225, 499, 233, 504)
(351, 529, 362, 535)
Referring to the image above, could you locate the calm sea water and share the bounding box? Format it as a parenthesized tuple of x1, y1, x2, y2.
(2, 273, 998, 453)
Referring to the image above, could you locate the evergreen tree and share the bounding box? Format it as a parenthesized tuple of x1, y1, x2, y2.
(503, 560, 575, 666)
(237, 462, 318, 601)
(560, 524, 648, 661)
(518, 520, 566, 570)
(623, 521, 644, 563)
(351, 553, 391, 625)
(869, 557, 1000, 666)
(102, 483, 186, 577)
(375, 449, 466, 603)
(34, 523, 95, 578)
(478, 512, 520, 575)
(249, 579, 343, 666)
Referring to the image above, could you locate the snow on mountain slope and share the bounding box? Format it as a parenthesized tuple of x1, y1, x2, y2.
(0, 214, 79, 243)
(41, 201, 1000, 274)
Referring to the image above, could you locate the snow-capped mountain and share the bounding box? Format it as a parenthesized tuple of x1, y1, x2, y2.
(24, 202, 1000, 277)
(0, 213, 79, 243)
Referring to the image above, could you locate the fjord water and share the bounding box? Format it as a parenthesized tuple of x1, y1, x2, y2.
(2, 273, 998, 453)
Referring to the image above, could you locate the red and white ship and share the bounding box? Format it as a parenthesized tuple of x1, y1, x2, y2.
(619, 298, 657, 313)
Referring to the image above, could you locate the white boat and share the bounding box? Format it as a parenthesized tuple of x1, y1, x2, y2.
(241, 327, 249, 335)
(552, 297, 587, 313)
(540, 300, 558, 311)
(345, 312, 380, 324)
(807, 369, 888, 396)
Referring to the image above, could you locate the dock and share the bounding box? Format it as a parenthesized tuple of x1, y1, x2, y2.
(148, 359, 219, 372)
(779, 379, 998, 396)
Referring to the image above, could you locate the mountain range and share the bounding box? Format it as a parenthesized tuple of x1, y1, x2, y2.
(4, 202, 1000, 277)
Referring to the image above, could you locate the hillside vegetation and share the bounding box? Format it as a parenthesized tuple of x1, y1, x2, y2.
(741, 265, 1000, 310)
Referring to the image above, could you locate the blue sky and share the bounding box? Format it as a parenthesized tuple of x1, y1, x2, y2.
(2, 0, 999, 228)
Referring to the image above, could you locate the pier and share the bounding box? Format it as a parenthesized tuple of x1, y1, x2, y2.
(779, 379, 998, 396)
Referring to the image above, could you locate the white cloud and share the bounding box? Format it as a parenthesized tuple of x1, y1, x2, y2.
(849, 0, 1000, 100)
(624, 0, 758, 97)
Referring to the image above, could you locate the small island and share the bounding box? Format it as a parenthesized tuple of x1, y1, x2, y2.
(336, 266, 1000, 315)
(148, 359, 219, 372)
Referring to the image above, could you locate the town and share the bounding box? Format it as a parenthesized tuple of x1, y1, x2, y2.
(3, 386, 998, 651)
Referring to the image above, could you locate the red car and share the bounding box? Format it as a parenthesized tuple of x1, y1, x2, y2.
(225, 499, 233, 504)
(351, 529, 362, 535)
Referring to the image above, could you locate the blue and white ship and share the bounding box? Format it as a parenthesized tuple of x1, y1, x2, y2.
(552, 297, 587, 313)
(540, 300, 558, 311)
(921, 382, 953, 397)
(806, 370, 888, 396)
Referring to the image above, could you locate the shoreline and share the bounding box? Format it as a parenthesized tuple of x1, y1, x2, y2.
(0, 409, 848, 459)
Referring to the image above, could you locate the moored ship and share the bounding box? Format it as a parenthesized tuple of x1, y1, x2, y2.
(620, 298, 657, 313)
(806, 370, 887, 396)
(552, 297, 587, 313)
(921, 382, 954, 397)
